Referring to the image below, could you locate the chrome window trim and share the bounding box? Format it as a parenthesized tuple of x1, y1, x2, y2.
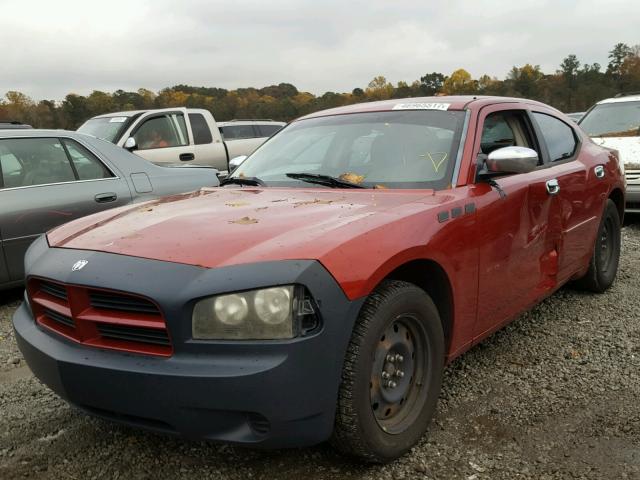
(451, 109, 470, 186)
(0, 176, 121, 192)
(0, 135, 121, 191)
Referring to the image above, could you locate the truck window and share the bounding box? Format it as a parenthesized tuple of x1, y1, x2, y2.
(257, 124, 283, 137)
(189, 113, 213, 144)
(134, 114, 189, 150)
(221, 125, 256, 140)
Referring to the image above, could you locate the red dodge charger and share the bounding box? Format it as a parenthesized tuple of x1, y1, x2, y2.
(14, 96, 625, 462)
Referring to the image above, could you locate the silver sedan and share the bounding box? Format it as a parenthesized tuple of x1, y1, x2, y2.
(0, 129, 219, 289)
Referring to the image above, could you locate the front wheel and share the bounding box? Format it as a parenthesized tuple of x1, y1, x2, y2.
(331, 280, 444, 463)
(574, 198, 621, 293)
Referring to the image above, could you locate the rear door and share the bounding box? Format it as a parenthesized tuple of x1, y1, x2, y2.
(472, 105, 564, 339)
(530, 110, 605, 281)
(0, 136, 131, 281)
(126, 109, 195, 165)
(188, 111, 228, 170)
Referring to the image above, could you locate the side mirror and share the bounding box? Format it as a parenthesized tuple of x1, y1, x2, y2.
(485, 146, 538, 175)
(124, 137, 137, 151)
(229, 155, 247, 172)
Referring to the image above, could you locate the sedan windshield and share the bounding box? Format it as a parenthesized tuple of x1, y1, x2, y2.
(232, 110, 466, 189)
(77, 116, 132, 143)
(579, 101, 640, 138)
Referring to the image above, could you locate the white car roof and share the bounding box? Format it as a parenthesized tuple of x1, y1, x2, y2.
(598, 94, 640, 105)
(218, 120, 286, 127)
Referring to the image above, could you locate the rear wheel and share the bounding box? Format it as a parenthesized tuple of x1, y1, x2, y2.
(331, 280, 444, 463)
(574, 199, 621, 292)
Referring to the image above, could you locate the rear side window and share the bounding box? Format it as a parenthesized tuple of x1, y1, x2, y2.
(533, 113, 577, 162)
(256, 124, 283, 137)
(221, 125, 256, 140)
(62, 139, 113, 180)
(0, 138, 75, 188)
(189, 113, 213, 144)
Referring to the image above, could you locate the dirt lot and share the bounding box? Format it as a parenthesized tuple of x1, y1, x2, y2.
(1, 220, 639, 480)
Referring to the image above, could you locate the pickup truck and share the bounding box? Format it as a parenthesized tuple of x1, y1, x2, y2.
(77, 108, 281, 172)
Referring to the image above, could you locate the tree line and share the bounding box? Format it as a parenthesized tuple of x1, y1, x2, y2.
(1, 43, 639, 130)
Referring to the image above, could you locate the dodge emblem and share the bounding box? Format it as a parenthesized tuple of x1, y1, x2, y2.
(71, 260, 88, 272)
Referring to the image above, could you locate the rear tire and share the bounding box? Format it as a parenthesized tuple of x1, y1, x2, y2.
(574, 199, 621, 293)
(331, 280, 444, 463)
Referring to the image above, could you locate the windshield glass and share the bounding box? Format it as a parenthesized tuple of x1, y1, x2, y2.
(77, 116, 132, 143)
(579, 101, 640, 137)
(232, 110, 466, 189)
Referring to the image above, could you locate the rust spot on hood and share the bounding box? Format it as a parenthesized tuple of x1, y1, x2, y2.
(229, 216, 259, 225)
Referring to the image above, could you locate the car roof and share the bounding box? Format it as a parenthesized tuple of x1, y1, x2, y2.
(0, 129, 93, 139)
(597, 94, 640, 104)
(296, 96, 554, 121)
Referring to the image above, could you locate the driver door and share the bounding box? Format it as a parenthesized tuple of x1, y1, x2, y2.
(472, 105, 563, 340)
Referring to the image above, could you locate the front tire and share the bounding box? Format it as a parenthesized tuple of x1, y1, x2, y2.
(331, 280, 444, 463)
(574, 199, 621, 293)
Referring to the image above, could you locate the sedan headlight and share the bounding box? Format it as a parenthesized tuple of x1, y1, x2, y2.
(192, 285, 318, 340)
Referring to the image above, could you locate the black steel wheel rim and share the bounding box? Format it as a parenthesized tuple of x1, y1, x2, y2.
(600, 216, 615, 273)
(369, 314, 430, 435)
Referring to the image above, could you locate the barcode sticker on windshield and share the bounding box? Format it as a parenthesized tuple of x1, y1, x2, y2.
(392, 103, 450, 111)
(108, 117, 127, 123)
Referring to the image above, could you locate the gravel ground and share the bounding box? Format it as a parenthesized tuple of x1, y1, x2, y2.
(1, 219, 639, 480)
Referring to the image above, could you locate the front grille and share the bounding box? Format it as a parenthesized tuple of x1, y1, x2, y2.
(44, 308, 74, 328)
(27, 278, 172, 357)
(89, 291, 159, 315)
(40, 281, 67, 300)
(97, 324, 171, 346)
(626, 169, 640, 183)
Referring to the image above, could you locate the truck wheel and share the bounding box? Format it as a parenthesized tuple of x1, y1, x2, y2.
(331, 280, 444, 463)
(574, 199, 621, 293)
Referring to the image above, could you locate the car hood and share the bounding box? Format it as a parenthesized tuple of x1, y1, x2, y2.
(48, 187, 451, 269)
(592, 136, 640, 169)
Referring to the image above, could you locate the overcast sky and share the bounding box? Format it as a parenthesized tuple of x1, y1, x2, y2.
(1, 0, 638, 101)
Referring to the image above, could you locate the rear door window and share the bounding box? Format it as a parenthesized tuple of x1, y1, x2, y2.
(533, 113, 577, 162)
(62, 139, 114, 180)
(189, 113, 213, 144)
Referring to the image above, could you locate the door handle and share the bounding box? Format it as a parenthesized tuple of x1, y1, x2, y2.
(594, 165, 605, 179)
(179, 153, 195, 161)
(95, 192, 117, 203)
(546, 179, 560, 195)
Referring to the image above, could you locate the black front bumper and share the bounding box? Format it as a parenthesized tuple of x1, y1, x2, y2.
(14, 238, 364, 447)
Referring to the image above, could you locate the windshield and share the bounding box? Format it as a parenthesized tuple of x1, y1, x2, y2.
(579, 101, 640, 138)
(232, 110, 466, 189)
(77, 116, 133, 143)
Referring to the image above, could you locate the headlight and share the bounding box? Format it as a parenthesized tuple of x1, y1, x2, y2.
(192, 285, 318, 340)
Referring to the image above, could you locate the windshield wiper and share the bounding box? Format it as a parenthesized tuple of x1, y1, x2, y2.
(285, 172, 366, 189)
(220, 176, 266, 187)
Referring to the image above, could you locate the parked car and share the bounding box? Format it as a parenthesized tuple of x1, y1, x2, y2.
(15, 96, 624, 463)
(566, 112, 585, 123)
(579, 92, 640, 212)
(77, 108, 280, 173)
(0, 129, 219, 289)
(0, 121, 32, 129)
